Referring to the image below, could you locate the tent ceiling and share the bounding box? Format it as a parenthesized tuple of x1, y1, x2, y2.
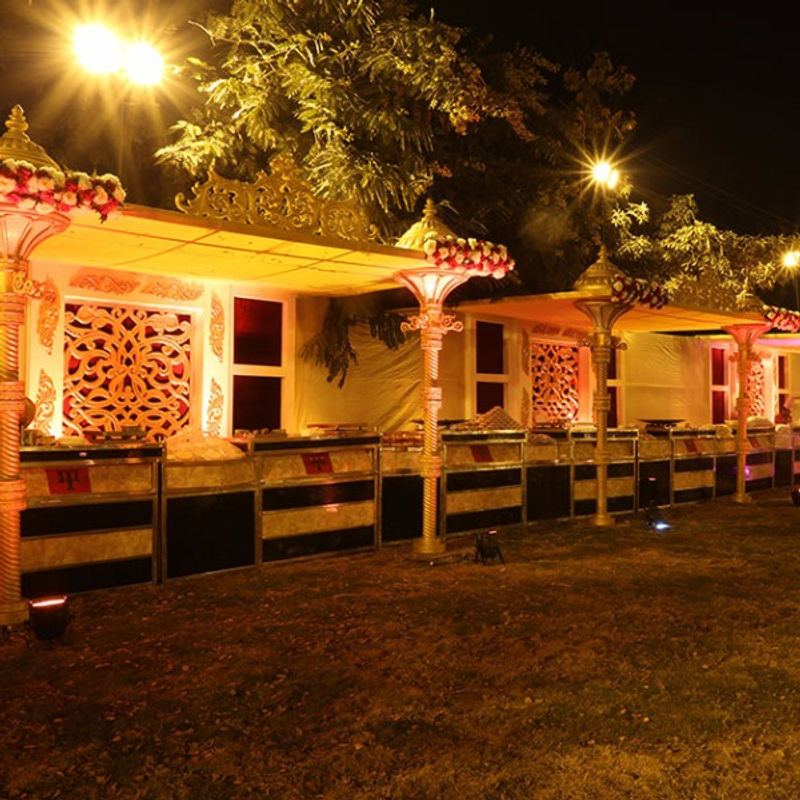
(31, 205, 424, 295)
(456, 292, 765, 333)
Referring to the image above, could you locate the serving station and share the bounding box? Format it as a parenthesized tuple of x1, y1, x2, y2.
(20, 442, 161, 596)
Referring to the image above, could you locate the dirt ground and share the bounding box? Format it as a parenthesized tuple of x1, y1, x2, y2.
(3, 490, 800, 799)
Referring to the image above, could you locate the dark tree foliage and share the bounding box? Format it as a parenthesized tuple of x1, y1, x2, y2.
(156, 1, 639, 383)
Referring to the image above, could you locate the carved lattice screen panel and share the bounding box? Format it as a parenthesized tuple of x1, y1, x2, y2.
(63, 303, 192, 439)
(530, 341, 580, 424)
(747, 358, 766, 418)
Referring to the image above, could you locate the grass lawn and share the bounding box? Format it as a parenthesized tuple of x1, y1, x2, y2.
(3, 489, 800, 798)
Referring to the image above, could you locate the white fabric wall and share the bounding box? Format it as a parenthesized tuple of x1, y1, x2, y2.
(294, 298, 467, 433)
(620, 332, 710, 425)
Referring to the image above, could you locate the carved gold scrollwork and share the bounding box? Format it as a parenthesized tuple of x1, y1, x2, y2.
(530, 341, 580, 424)
(69, 270, 140, 295)
(36, 276, 58, 353)
(175, 154, 377, 242)
(63, 303, 192, 440)
(210, 293, 224, 361)
(11, 269, 42, 299)
(32, 369, 55, 435)
(140, 278, 203, 302)
(206, 378, 223, 436)
(747, 358, 766, 417)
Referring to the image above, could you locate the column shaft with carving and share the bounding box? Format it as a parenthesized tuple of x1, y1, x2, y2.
(398, 271, 467, 556)
(0, 265, 30, 625)
(723, 324, 770, 504)
(575, 299, 630, 527)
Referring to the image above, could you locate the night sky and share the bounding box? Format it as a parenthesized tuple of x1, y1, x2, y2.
(426, 1, 800, 235)
(1, 1, 797, 237)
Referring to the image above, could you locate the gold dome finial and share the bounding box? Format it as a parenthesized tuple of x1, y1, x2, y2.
(396, 198, 459, 251)
(0, 105, 61, 170)
(573, 244, 626, 294)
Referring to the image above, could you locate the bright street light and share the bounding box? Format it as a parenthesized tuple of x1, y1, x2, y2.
(591, 160, 620, 190)
(73, 24, 163, 86)
(73, 24, 123, 74)
(782, 250, 800, 309)
(123, 42, 164, 86)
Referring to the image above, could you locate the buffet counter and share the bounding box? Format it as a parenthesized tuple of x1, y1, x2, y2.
(441, 430, 525, 536)
(162, 456, 259, 579)
(20, 443, 161, 596)
(251, 433, 380, 561)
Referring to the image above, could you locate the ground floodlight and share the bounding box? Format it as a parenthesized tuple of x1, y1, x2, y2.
(644, 501, 671, 532)
(28, 596, 70, 641)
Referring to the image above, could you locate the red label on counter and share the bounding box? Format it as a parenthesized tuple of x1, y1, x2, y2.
(684, 439, 698, 453)
(470, 445, 493, 463)
(46, 468, 91, 494)
(302, 453, 333, 475)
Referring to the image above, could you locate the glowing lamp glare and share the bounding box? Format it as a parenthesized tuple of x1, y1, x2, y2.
(74, 24, 122, 74)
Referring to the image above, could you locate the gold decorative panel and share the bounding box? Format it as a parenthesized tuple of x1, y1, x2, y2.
(32, 369, 55, 435)
(175, 154, 377, 242)
(70, 270, 140, 295)
(748, 358, 766, 417)
(530, 341, 580, 425)
(37, 277, 59, 353)
(210, 292, 224, 361)
(63, 303, 192, 440)
(140, 278, 203, 302)
(206, 378, 223, 436)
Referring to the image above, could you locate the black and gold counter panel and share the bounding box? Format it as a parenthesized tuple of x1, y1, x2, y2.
(163, 459, 259, 579)
(20, 445, 161, 596)
(441, 432, 524, 534)
(380, 448, 425, 542)
(255, 436, 379, 561)
(671, 433, 716, 504)
(571, 433, 637, 517)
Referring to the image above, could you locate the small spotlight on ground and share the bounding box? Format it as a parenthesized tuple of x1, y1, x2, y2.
(28, 596, 70, 641)
(644, 501, 671, 532)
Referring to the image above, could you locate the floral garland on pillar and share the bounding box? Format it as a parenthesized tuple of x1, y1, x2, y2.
(611, 274, 669, 309)
(763, 306, 800, 332)
(0, 158, 125, 221)
(422, 235, 515, 278)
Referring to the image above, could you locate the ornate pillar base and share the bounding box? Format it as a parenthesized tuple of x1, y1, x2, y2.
(412, 536, 447, 558)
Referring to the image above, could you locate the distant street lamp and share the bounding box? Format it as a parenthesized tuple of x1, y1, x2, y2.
(782, 250, 800, 309)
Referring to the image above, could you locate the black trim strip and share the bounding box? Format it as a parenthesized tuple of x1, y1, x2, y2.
(574, 462, 634, 480)
(746, 477, 773, 492)
(746, 451, 773, 466)
(262, 525, 375, 561)
(22, 557, 152, 597)
(263, 480, 374, 510)
(445, 506, 521, 533)
(253, 436, 378, 452)
(574, 496, 634, 516)
(21, 447, 161, 463)
(673, 487, 714, 504)
(442, 432, 525, 443)
(446, 468, 521, 492)
(22, 501, 153, 538)
(673, 457, 714, 472)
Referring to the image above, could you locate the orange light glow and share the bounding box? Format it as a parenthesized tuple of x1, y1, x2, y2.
(30, 596, 68, 608)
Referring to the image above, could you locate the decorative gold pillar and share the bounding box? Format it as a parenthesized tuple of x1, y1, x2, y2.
(723, 323, 771, 504)
(395, 200, 514, 556)
(396, 270, 468, 555)
(573, 247, 632, 527)
(0, 109, 69, 625)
